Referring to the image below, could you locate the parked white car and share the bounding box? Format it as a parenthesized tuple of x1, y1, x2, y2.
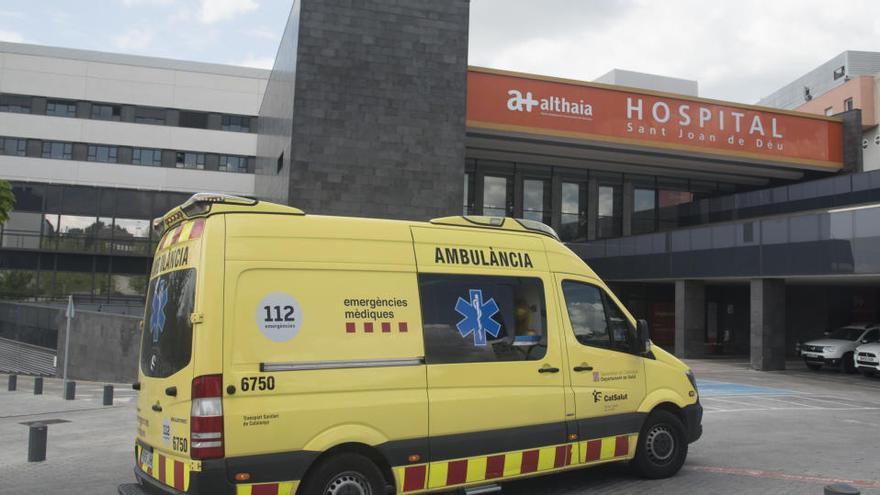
(799, 323, 880, 373)
(855, 340, 880, 377)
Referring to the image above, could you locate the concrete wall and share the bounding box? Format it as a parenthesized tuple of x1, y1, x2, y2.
(256, 0, 470, 220)
(594, 68, 698, 96)
(254, 0, 301, 205)
(0, 301, 61, 348)
(55, 308, 141, 383)
(0, 301, 141, 382)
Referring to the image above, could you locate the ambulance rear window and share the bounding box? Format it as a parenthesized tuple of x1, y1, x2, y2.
(141, 268, 196, 378)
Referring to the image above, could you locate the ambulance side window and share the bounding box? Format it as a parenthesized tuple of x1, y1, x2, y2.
(562, 281, 635, 353)
(418, 274, 548, 364)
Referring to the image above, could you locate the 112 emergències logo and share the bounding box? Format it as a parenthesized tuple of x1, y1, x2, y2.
(507, 89, 593, 120)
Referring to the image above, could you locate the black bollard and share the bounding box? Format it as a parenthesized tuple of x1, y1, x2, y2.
(33, 377, 43, 395)
(27, 423, 47, 462)
(63, 381, 76, 400)
(103, 384, 113, 406)
(8, 374, 17, 391)
(825, 484, 860, 495)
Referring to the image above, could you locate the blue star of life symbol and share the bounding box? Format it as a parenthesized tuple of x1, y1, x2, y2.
(455, 289, 501, 346)
(150, 279, 168, 344)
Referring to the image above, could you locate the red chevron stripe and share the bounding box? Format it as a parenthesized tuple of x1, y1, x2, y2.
(520, 449, 539, 473)
(485, 454, 505, 479)
(586, 439, 602, 462)
(615, 435, 629, 457)
(402, 465, 426, 492)
(446, 459, 468, 485)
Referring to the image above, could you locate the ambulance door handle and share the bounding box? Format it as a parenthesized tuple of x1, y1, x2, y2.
(165, 386, 177, 397)
(538, 365, 560, 373)
(152, 403, 163, 412)
(573, 364, 594, 372)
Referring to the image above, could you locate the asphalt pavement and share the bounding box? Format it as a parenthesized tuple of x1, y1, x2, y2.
(1, 360, 879, 495)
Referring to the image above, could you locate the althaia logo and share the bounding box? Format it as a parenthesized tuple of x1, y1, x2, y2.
(507, 89, 593, 118)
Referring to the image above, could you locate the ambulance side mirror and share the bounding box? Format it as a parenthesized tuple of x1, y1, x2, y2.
(636, 319, 651, 355)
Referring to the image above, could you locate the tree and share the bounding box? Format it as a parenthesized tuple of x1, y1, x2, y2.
(0, 181, 15, 224)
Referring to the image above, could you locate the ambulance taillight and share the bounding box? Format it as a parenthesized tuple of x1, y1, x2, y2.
(190, 374, 224, 459)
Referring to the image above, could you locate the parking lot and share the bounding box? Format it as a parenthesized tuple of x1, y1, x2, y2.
(1, 360, 879, 495)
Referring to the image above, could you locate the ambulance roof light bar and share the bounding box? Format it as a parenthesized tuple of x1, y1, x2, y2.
(430, 215, 560, 241)
(152, 193, 259, 234)
(514, 218, 561, 241)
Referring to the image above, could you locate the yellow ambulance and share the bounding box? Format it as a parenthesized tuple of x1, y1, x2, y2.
(119, 193, 701, 495)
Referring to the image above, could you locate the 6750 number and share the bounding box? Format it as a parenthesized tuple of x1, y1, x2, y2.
(241, 376, 275, 392)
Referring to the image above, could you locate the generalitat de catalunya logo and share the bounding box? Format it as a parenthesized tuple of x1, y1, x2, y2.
(507, 89, 593, 119)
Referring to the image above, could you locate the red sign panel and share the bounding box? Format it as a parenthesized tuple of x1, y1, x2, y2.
(467, 68, 844, 170)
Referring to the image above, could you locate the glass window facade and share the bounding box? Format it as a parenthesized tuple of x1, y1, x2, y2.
(598, 184, 622, 239)
(1, 133, 252, 174)
(222, 115, 252, 132)
(41, 141, 73, 160)
(176, 152, 205, 169)
(134, 107, 166, 125)
(560, 182, 586, 242)
(0, 94, 31, 113)
(219, 155, 248, 173)
(633, 188, 657, 235)
(482, 176, 509, 217)
(46, 100, 77, 118)
(462, 159, 732, 243)
(87, 145, 119, 163)
(523, 179, 551, 225)
(91, 104, 121, 121)
(133, 148, 162, 166)
(179, 111, 208, 129)
(463, 173, 475, 215)
(0, 92, 256, 132)
(0, 182, 191, 301)
(0, 137, 26, 156)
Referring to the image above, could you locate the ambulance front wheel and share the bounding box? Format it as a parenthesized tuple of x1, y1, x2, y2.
(299, 452, 387, 495)
(630, 409, 688, 479)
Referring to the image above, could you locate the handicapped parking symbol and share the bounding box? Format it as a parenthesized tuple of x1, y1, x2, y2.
(455, 289, 501, 346)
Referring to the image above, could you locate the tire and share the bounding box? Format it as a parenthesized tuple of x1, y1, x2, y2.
(298, 453, 387, 495)
(631, 410, 689, 479)
(860, 368, 876, 377)
(806, 363, 822, 371)
(843, 353, 857, 374)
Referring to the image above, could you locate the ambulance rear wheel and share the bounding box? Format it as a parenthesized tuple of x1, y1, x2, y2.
(631, 410, 688, 479)
(300, 453, 387, 495)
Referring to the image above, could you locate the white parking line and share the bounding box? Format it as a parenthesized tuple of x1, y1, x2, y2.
(701, 397, 762, 409)
(755, 396, 821, 408)
(788, 395, 862, 407)
(705, 406, 880, 414)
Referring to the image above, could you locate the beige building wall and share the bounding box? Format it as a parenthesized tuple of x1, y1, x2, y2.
(796, 75, 875, 127)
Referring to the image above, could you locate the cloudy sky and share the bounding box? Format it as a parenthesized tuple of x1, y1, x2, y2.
(2, 0, 880, 103)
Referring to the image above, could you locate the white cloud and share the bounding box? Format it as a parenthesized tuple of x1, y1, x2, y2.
(242, 25, 279, 41)
(113, 27, 156, 52)
(198, 0, 258, 24)
(469, 0, 880, 104)
(235, 55, 274, 69)
(0, 30, 24, 43)
(121, 0, 177, 5)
